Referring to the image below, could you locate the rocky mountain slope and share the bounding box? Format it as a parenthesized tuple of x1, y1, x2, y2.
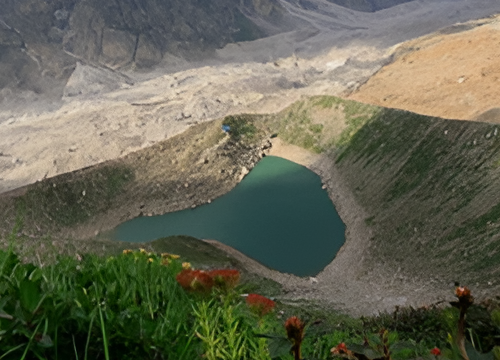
(350, 14, 500, 121)
(0, 0, 286, 104)
(2, 0, 500, 194)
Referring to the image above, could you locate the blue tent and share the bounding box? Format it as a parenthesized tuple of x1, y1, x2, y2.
(221, 125, 231, 133)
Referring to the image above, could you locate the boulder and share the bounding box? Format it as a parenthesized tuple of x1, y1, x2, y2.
(100, 28, 137, 69)
(135, 34, 162, 68)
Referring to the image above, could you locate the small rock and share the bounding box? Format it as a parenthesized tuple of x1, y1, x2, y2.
(238, 166, 249, 181)
(69, 145, 77, 152)
(147, 213, 153, 217)
(207, 199, 212, 204)
(184, 183, 189, 188)
(458, 76, 465, 84)
(82, 190, 86, 196)
(191, 204, 196, 209)
(321, 184, 327, 190)
(11, 158, 18, 164)
(53, 183, 57, 188)
(94, 230, 99, 236)
(6, 118, 15, 125)
(444, 130, 448, 135)
(488, 281, 493, 286)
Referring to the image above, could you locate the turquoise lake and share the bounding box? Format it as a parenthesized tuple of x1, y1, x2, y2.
(112, 156, 345, 276)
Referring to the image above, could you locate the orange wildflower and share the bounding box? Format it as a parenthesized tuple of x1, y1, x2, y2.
(285, 316, 305, 360)
(455, 286, 474, 308)
(245, 293, 275, 317)
(455, 286, 471, 298)
(207, 269, 240, 289)
(176, 269, 214, 292)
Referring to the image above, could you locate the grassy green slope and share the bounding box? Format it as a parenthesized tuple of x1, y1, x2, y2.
(263, 96, 500, 286)
(334, 108, 500, 284)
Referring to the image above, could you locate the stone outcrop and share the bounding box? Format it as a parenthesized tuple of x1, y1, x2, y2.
(0, 0, 285, 98)
(63, 62, 134, 98)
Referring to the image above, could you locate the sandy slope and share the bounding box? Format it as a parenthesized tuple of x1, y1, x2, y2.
(350, 14, 500, 120)
(1, 0, 500, 195)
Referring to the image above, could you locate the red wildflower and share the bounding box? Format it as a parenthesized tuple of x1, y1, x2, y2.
(337, 343, 348, 354)
(207, 269, 240, 289)
(430, 347, 441, 356)
(246, 293, 275, 317)
(176, 269, 214, 292)
(285, 316, 305, 360)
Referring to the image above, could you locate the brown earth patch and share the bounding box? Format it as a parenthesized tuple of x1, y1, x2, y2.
(349, 15, 500, 121)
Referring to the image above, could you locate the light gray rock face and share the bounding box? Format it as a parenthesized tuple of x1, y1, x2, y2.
(63, 62, 134, 98)
(0, 0, 285, 98)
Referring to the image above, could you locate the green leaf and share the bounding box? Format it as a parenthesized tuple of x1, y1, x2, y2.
(466, 342, 494, 360)
(346, 342, 383, 360)
(268, 337, 291, 359)
(391, 341, 416, 351)
(346, 343, 368, 354)
(19, 279, 41, 313)
(37, 334, 53, 348)
(491, 310, 500, 328)
(364, 348, 384, 360)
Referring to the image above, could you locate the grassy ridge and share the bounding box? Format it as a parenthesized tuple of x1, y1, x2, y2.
(258, 96, 500, 286)
(333, 108, 500, 283)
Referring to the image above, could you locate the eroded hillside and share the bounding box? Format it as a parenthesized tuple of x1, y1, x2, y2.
(350, 14, 500, 121)
(0, 0, 286, 101)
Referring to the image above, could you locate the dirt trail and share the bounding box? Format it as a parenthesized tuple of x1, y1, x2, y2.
(350, 15, 500, 121)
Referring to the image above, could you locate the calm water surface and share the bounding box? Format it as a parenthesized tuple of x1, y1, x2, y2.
(113, 156, 345, 276)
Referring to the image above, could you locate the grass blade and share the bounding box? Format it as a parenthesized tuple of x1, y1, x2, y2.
(20, 321, 42, 360)
(98, 304, 110, 360)
(84, 314, 95, 360)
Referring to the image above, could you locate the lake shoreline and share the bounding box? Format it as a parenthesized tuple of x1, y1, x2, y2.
(210, 140, 454, 316)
